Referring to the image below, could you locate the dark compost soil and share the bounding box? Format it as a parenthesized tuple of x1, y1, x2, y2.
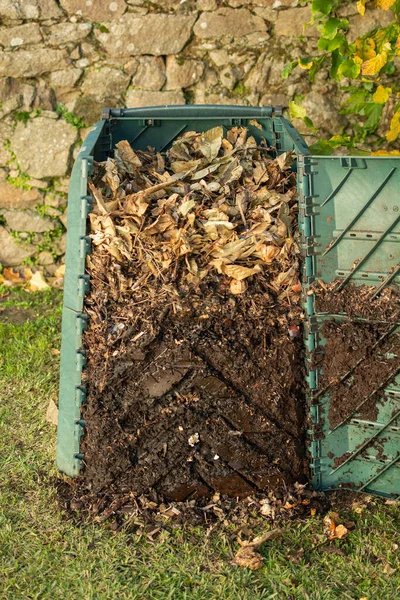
(311, 283, 400, 431)
(80, 258, 307, 503)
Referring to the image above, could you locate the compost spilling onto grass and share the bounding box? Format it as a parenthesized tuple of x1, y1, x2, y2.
(79, 125, 308, 504)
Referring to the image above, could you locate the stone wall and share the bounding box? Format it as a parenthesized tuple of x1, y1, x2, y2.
(0, 0, 384, 272)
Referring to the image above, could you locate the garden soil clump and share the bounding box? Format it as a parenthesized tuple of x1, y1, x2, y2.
(76, 125, 309, 508)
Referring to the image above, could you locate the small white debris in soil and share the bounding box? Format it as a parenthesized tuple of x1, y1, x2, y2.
(178, 426, 183, 431)
(188, 433, 200, 446)
(213, 454, 219, 460)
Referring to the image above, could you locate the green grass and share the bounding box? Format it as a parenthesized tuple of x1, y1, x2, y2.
(0, 289, 399, 599)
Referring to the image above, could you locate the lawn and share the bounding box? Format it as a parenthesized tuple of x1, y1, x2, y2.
(0, 288, 399, 600)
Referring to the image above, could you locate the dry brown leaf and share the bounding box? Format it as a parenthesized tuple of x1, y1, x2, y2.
(29, 271, 50, 291)
(144, 213, 176, 235)
(125, 191, 149, 217)
(46, 399, 58, 426)
(230, 279, 247, 294)
(249, 119, 263, 130)
(233, 529, 282, 570)
(256, 244, 280, 264)
(333, 524, 348, 540)
(198, 126, 223, 162)
(223, 264, 262, 281)
(3, 268, 22, 281)
(115, 139, 142, 170)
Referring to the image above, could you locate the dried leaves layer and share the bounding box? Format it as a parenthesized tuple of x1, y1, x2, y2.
(88, 125, 301, 307)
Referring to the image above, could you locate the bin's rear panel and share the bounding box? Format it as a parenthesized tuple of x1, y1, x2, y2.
(299, 155, 400, 497)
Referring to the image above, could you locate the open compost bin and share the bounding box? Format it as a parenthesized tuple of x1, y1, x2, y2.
(57, 105, 400, 502)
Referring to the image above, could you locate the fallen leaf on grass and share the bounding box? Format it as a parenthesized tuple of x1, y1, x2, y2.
(55, 264, 66, 278)
(46, 399, 58, 426)
(29, 271, 50, 291)
(51, 348, 61, 355)
(233, 529, 282, 570)
(323, 512, 349, 540)
(3, 268, 24, 286)
(383, 562, 397, 576)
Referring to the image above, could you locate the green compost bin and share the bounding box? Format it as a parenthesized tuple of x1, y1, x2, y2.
(57, 105, 400, 498)
(298, 155, 400, 497)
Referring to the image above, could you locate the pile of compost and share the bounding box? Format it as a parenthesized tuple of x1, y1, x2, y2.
(75, 125, 308, 508)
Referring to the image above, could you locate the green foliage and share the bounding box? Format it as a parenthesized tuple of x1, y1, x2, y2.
(232, 82, 250, 97)
(289, 101, 318, 133)
(55, 104, 88, 129)
(14, 109, 42, 125)
(6, 172, 31, 190)
(36, 227, 64, 258)
(283, 0, 400, 147)
(34, 204, 58, 219)
(14, 111, 31, 125)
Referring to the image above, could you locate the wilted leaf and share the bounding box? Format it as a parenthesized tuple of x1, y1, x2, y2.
(356, 0, 366, 15)
(276, 152, 294, 171)
(362, 51, 388, 76)
(115, 140, 142, 171)
(372, 85, 391, 104)
(29, 271, 50, 291)
(230, 279, 247, 294)
(3, 268, 24, 285)
(198, 126, 223, 162)
(256, 244, 280, 264)
(223, 264, 262, 280)
(170, 159, 201, 174)
(386, 106, 400, 141)
(298, 57, 313, 70)
(46, 399, 58, 426)
(104, 158, 120, 196)
(376, 0, 396, 9)
(233, 529, 282, 570)
(383, 562, 397, 575)
(333, 524, 348, 539)
(178, 199, 196, 216)
(144, 213, 176, 235)
(371, 149, 400, 155)
(55, 264, 66, 278)
(355, 37, 376, 60)
(249, 119, 263, 130)
(125, 191, 150, 217)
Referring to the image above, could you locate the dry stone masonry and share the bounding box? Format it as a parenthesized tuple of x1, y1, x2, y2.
(0, 0, 383, 271)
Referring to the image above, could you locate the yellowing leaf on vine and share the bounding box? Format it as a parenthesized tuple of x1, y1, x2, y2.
(362, 51, 388, 76)
(371, 149, 400, 155)
(298, 57, 313, 70)
(373, 85, 392, 103)
(357, 0, 366, 15)
(376, 0, 396, 9)
(355, 38, 376, 60)
(386, 107, 400, 142)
